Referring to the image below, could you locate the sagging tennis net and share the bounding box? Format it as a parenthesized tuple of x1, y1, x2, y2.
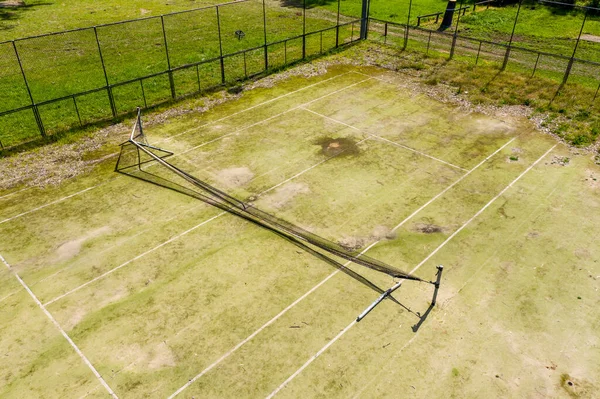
(116, 108, 424, 283)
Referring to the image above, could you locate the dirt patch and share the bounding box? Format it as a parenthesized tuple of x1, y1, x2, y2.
(550, 155, 570, 166)
(0, 0, 25, 7)
(148, 342, 176, 369)
(314, 137, 360, 157)
(261, 182, 310, 209)
(581, 34, 600, 44)
(414, 223, 444, 234)
(214, 167, 254, 188)
(64, 308, 86, 331)
(339, 226, 395, 250)
(55, 226, 111, 262)
(560, 373, 594, 398)
(584, 170, 599, 189)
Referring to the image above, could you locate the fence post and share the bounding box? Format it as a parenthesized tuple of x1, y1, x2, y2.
(360, 0, 371, 40)
(336, 0, 341, 47)
(161, 16, 176, 99)
(12, 41, 46, 138)
(502, 0, 522, 70)
(404, 0, 413, 49)
(384, 22, 388, 44)
(302, 0, 306, 59)
(262, 0, 268, 71)
(532, 52, 541, 77)
(94, 27, 117, 118)
(450, 0, 465, 59)
(593, 82, 600, 102)
(475, 40, 482, 64)
(562, 10, 587, 86)
(216, 6, 226, 84)
(426, 31, 432, 55)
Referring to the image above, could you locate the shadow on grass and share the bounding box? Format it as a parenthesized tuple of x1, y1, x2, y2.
(116, 162, 410, 309)
(0, 2, 52, 32)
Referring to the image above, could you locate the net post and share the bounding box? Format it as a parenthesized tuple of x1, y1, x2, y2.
(431, 265, 443, 306)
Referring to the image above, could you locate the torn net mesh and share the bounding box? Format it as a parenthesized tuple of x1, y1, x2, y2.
(116, 109, 423, 283)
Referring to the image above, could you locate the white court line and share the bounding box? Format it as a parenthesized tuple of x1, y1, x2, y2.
(0, 185, 105, 226)
(0, 253, 118, 399)
(0, 187, 30, 201)
(175, 78, 373, 157)
(44, 213, 224, 306)
(300, 108, 469, 172)
(265, 144, 557, 398)
(166, 136, 517, 398)
(164, 72, 355, 142)
(44, 131, 368, 306)
(351, 191, 555, 399)
(0, 73, 363, 226)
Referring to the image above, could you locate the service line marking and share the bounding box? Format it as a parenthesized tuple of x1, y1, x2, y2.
(167, 136, 517, 398)
(265, 144, 557, 398)
(44, 131, 371, 306)
(164, 72, 356, 142)
(0, 72, 360, 226)
(300, 108, 469, 172)
(0, 253, 118, 399)
(175, 78, 373, 157)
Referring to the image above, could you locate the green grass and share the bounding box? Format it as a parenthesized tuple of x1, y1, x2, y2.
(1, 0, 599, 150)
(1, 64, 598, 398)
(0, 0, 361, 148)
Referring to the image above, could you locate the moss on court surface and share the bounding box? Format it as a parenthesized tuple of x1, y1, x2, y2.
(0, 64, 598, 398)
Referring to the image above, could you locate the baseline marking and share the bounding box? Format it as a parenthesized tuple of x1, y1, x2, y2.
(0, 253, 118, 399)
(166, 137, 517, 398)
(265, 144, 557, 398)
(300, 108, 468, 172)
(165, 72, 355, 142)
(0, 73, 364, 226)
(176, 78, 373, 157)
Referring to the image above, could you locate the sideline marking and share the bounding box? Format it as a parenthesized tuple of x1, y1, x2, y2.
(44, 133, 370, 306)
(301, 107, 469, 172)
(176, 78, 373, 157)
(44, 213, 224, 306)
(351, 197, 554, 399)
(0, 187, 30, 200)
(0, 73, 364, 226)
(0, 185, 105, 226)
(265, 144, 557, 398)
(0, 253, 118, 399)
(166, 137, 517, 398)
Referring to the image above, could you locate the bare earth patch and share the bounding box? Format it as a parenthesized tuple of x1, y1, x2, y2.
(339, 225, 395, 250)
(261, 182, 310, 209)
(55, 226, 111, 262)
(585, 169, 599, 189)
(581, 34, 600, 44)
(414, 222, 444, 234)
(214, 167, 254, 188)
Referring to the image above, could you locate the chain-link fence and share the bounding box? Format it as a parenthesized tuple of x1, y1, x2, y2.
(1, 0, 599, 150)
(0, 0, 362, 150)
(368, 0, 600, 104)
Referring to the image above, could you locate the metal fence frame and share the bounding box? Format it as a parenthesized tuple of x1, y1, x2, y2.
(1, 0, 599, 150)
(0, 0, 362, 150)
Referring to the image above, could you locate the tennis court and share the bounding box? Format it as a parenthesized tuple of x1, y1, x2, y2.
(1, 65, 598, 398)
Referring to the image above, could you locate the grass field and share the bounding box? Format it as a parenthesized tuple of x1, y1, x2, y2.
(1, 64, 598, 398)
(2, 0, 600, 151)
